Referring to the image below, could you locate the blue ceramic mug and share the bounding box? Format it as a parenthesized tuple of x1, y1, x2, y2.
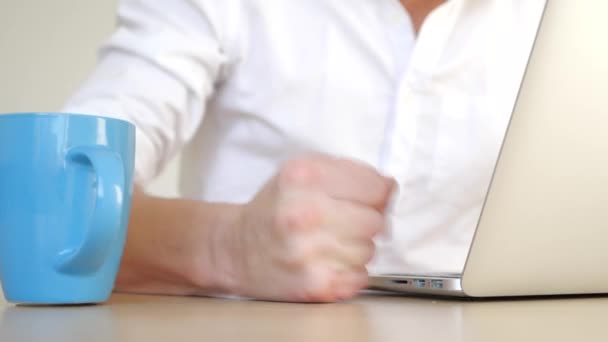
(0, 113, 135, 304)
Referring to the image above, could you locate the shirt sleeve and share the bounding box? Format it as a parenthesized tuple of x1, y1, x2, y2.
(63, 0, 232, 186)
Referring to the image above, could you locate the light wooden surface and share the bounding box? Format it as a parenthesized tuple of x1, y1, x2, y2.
(1, 292, 607, 342)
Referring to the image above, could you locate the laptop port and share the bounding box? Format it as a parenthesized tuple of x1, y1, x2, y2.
(413, 279, 426, 288)
(392, 279, 409, 285)
(431, 280, 444, 289)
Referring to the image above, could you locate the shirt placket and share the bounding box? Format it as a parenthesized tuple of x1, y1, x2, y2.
(382, 2, 462, 212)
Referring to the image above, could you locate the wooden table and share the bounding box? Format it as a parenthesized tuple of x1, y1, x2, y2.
(1, 291, 607, 341)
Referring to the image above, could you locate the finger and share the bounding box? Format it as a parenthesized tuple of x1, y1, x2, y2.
(318, 233, 377, 270)
(297, 265, 368, 303)
(277, 157, 397, 212)
(332, 268, 369, 300)
(319, 157, 397, 212)
(334, 239, 376, 269)
(323, 198, 387, 240)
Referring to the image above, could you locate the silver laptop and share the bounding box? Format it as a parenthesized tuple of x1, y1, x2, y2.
(369, 0, 608, 298)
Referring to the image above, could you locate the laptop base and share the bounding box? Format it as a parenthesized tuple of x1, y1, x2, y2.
(368, 273, 466, 297)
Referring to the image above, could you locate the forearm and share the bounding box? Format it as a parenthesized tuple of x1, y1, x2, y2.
(114, 188, 242, 296)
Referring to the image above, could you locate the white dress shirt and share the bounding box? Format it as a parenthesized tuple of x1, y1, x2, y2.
(64, 0, 547, 274)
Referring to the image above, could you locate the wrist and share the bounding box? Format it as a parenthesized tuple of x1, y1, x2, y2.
(115, 191, 247, 297)
(182, 202, 246, 296)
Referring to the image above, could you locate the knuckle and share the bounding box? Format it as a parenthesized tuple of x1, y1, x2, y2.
(351, 244, 375, 266)
(336, 157, 371, 172)
(362, 240, 376, 263)
(274, 204, 301, 232)
(277, 158, 321, 188)
(369, 213, 387, 235)
(370, 180, 389, 205)
(337, 279, 367, 300)
(296, 267, 370, 302)
(356, 211, 385, 238)
(359, 171, 392, 203)
(281, 230, 326, 268)
(283, 240, 316, 268)
(274, 201, 322, 234)
(353, 270, 370, 290)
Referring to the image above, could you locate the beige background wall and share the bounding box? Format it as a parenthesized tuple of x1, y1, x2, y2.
(0, 0, 180, 197)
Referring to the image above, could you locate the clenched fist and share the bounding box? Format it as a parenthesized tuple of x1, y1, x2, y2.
(223, 155, 396, 302)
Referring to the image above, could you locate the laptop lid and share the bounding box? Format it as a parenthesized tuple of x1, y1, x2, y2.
(461, 0, 608, 297)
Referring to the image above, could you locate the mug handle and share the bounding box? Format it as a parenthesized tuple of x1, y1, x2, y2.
(55, 145, 125, 274)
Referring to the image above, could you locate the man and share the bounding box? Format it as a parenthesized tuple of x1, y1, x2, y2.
(64, 0, 546, 302)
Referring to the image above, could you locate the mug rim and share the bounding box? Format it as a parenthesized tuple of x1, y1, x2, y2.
(0, 112, 134, 127)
